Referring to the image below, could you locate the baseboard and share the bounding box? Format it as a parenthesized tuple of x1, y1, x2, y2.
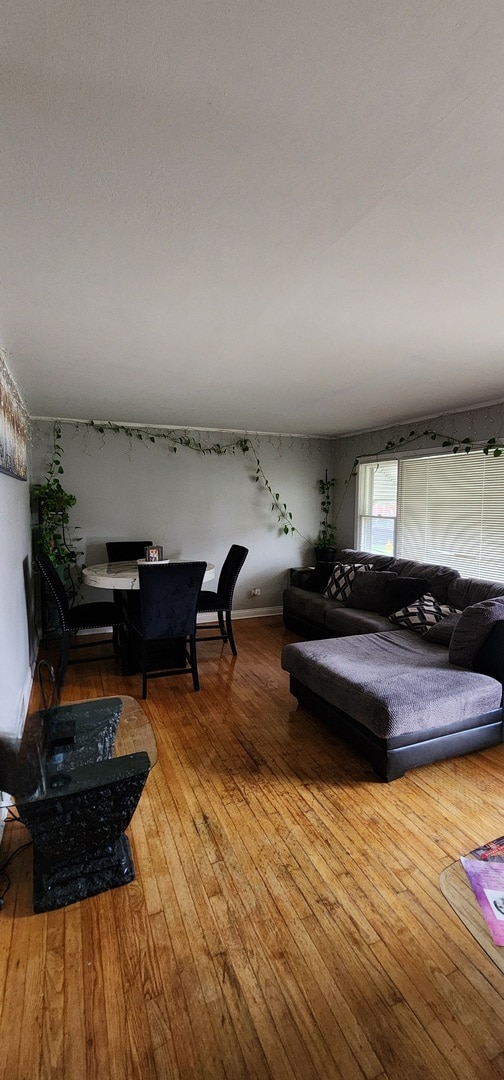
(76, 607, 282, 636)
(197, 606, 281, 624)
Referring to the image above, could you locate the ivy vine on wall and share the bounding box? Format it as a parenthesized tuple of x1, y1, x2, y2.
(34, 418, 504, 583)
(334, 426, 504, 521)
(87, 419, 300, 536)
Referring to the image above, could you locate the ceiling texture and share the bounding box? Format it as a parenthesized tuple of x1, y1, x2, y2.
(2, 1, 504, 437)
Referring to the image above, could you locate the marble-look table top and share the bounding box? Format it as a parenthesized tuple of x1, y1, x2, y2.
(83, 559, 215, 590)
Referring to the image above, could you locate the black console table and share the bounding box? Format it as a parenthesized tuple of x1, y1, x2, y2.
(1, 696, 157, 913)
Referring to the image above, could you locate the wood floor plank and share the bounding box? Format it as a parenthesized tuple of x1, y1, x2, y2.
(2, 617, 504, 1078)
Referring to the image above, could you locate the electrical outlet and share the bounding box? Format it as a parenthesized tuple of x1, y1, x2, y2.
(251, 588, 261, 597)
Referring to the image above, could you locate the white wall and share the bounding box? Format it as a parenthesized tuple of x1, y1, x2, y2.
(31, 422, 337, 610)
(334, 400, 504, 548)
(0, 468, 33, 738)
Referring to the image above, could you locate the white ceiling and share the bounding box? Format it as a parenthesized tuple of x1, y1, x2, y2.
(3, 1, 504, 437)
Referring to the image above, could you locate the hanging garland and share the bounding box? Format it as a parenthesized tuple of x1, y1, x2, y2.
(334, 425, 504, 521)
(33, 417, 504, 579)
(87, 419, 301, 536)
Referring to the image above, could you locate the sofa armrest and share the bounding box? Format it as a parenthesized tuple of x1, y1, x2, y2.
(472, 621, 504, 692)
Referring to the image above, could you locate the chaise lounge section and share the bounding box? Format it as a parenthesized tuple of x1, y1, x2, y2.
(282, 550, 504, 780)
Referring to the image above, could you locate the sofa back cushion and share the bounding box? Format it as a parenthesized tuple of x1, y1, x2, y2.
(446, 577, 504, 611)
(387, 558, 460, 603)
(338, 549, 459, 603)
(339, 549, 395, 571)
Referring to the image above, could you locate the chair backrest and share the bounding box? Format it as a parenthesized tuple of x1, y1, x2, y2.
(138, 561, 207, 640)
(106, 540, 152, 562)
(217, 545, 249, 607)
(35, 552, 71, 630)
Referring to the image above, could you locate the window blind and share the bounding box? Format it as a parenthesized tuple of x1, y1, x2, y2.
(396, 450, 504, 581)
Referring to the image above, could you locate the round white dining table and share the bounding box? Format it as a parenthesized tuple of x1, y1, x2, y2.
(82, 559, 215, 590)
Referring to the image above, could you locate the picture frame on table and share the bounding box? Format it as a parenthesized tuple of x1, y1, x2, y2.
(144, 545, 164, 562)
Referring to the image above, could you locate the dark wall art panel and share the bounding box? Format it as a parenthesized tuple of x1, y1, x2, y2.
(0, 353, 27, 481)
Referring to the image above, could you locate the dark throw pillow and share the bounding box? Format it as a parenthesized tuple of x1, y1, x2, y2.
(345, 570, 398, 612)
(449, 597, 504, 668)
(378, 576, 430, 617)
(309, 562, 336, 593)
(423, 611, 462, 645)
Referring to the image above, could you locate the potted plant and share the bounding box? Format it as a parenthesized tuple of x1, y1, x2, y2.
(31, 423, 82, 609)
(315, 470, 337, 562)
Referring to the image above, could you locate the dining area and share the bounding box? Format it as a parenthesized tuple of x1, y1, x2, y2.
(36, 541, 248, 700)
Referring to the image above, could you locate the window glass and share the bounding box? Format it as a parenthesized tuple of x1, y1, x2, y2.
(357, 450, 504, 582)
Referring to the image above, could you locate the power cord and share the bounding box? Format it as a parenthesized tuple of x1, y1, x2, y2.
(37, 659, 57, 711)
(0, 839, 33, 910)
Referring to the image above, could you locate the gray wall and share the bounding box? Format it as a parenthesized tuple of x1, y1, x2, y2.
(0, 466, 33, 738)
(334, 400, 504, 548)
(31, 422, 337, 611)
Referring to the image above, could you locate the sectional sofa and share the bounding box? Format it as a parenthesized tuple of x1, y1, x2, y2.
(281, 550, 504, 780)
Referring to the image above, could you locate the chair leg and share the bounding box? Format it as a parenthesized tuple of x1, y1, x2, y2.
(217, 610, 227, 639)
(189, 635, 200, 691)
(141, 641, 148, 699)
(112, 592, 123, 657)
(59, 631, 71, 689)
(225, 610, 237, 655)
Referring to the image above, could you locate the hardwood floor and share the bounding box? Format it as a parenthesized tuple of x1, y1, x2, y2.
(1, 615, 504, 1079)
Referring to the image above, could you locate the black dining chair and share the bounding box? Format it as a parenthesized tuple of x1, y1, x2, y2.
(126, 561, 207, 698)
(35, 553, 123, 690)
(196, 545, 248, 655)
(105, 540, 152, 562)
(105, 540, 153, 630)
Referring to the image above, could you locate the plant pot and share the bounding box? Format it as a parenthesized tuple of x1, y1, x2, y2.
(315, 547, 337, 563)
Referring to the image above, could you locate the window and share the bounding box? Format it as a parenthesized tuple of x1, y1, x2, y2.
(357, 460, 397, 555)
(357, 450, 504, 582)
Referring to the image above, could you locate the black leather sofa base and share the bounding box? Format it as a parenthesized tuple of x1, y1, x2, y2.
(289, 675, 503, 782)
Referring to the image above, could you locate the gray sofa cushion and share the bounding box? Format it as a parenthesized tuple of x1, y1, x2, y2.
(281, 630, 502, 739)
(387, 558, 460, 603)
(283, 587, 337, 626)
(447, 577, 504, 610)
(339, 549, 460, 602)
(339, 549, 395, 571)
(324, 604, 393, 635)
(449, 597, 504, 668)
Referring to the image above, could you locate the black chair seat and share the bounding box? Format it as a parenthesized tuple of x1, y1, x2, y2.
(36, 553, 124, 693)
(66, 602, 121, 632)
(197, 590, 221, 612)
(196, 545, 248, 655)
